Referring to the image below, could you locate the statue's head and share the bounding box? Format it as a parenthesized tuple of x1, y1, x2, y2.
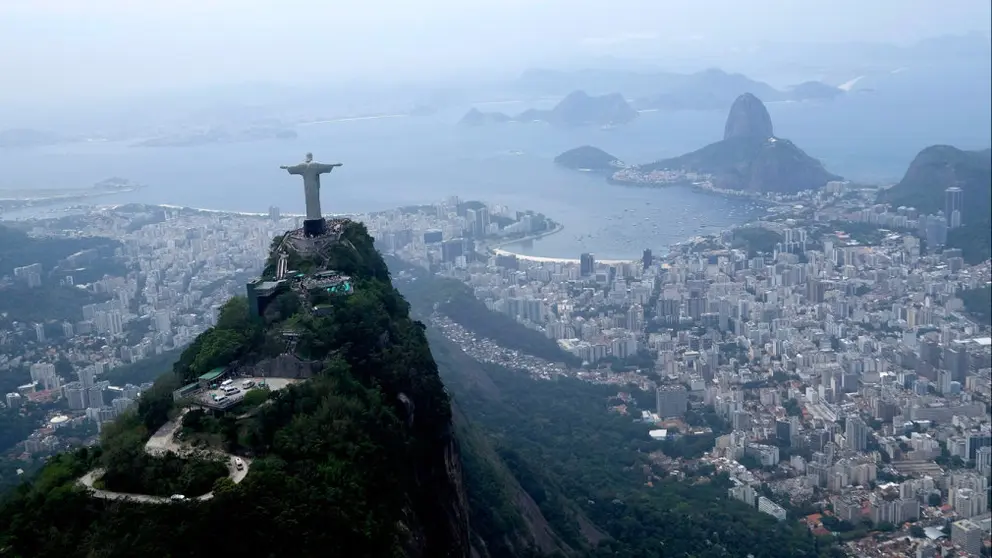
(305, 152, 313, 163)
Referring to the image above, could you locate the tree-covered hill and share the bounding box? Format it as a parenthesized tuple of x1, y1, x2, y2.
(385, 255, 582, 367)
(959, 285, 991, 325)
(878, 145, 991, 262)
(395, 260, 841, 558)
(427, 328, 840, 558)
(554, 146, 624, 174)
(0, 223, 125, 324)
(0, 221, 473, 558)
(0, 223, 123, 277)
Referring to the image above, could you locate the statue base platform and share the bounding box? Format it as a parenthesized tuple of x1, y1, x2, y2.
(303, 218, 326, 237)
(279, 218, 351, 258)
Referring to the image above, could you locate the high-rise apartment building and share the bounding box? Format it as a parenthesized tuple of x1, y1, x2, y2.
(656, 384, 688, 418)
(580, 253, 595, 277)
(945, 186, 963, 229)
(846, 416, 869, 452)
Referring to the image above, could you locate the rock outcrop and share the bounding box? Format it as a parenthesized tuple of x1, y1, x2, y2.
(637, 93, 840, 193)
(723, 93, 774, 140)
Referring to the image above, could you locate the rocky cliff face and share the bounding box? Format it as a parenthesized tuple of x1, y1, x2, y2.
(723, 93, 774, 140)
(399, 429, 472, 558)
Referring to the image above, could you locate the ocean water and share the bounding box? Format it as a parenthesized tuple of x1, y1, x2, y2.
(1, 71, 988, 259)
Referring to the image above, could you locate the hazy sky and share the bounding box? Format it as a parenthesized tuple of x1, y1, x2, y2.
(2, 0, 989, 104)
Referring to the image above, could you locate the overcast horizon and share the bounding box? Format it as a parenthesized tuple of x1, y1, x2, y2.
(3, 0, 990, 109)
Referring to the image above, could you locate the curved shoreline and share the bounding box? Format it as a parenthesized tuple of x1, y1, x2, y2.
(15, 200, 658, 264)
(491, 222, 566, 249)
(488, 224, 638, 264)
(490, 246, 637, 265)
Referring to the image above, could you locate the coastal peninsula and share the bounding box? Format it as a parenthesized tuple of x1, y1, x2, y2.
(133, 126, 297, 148)
(0, 178, 145, 213)
(556, 93, 841, 196)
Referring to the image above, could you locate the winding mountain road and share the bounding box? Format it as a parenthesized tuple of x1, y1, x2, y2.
(77, 410, 251, 503)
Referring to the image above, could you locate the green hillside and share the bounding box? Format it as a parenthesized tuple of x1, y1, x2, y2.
(0, 224, 122, 277)
(879, 145, 991, 262)
(0, 221, 470, 558)
(0, 224, 122, 324)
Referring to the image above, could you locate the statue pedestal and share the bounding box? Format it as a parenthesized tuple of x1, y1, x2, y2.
(303, 218, 326, 237)
(277, 218, 350, 259)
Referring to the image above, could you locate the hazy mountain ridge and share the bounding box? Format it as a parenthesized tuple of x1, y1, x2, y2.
(460, 90, 638, 127)
(515, 67, 843, 111)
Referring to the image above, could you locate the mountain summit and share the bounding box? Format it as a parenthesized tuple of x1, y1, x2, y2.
(639, 93, 839, 193)
(0, 219, 477, 557)
(723, 93, 774, 140)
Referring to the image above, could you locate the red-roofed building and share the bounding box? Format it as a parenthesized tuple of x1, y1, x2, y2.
(26, 389, 60, 403)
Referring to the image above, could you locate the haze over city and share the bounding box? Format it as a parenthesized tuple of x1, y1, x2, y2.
(1, 0, 989, 110)
(0, 2, 991, 558)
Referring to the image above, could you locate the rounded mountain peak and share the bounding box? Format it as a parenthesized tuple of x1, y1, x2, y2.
(723, 93, 774, 141)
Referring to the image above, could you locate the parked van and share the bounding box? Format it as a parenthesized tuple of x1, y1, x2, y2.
(214, 395, 228, 404)
(220, 379, 234, 387)
(235, 458, 245, 471)
(223, 386, 240, 395)
(241, 380, 255, 389)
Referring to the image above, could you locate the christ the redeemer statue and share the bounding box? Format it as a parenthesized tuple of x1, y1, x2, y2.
(280, 152, 342, 236)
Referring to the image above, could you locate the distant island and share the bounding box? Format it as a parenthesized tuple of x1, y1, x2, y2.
(553, 146, 626, 174)
(459, 108, 513, 126)
(93, 177, 140, 191)
(459, 90, 638, 128)
(556, 93, 841, 195)
(515, 68, 844, 112)
(133, 126, 297, 148)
